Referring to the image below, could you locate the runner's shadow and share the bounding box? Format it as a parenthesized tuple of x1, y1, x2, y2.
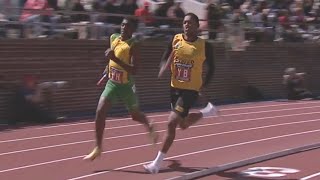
(159, 160, 204, 173)
(94, 169, 149, 175)
(93, 160, 204, 175)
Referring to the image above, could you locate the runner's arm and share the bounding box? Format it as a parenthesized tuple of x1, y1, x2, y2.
(109, 43, 140, 75)
(159, 38, 173, 68)
(129, 42, 141, 75)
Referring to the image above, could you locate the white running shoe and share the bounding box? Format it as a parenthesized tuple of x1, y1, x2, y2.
(201, 102, 219, 117)
(143, 163, 160, 174)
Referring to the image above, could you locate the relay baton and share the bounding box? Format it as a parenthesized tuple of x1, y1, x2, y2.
(158, 51, 174, 78)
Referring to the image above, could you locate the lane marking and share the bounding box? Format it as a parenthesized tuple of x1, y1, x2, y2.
(2, 104, 320, 144)
(301, 172, 320, 180)
(68, 130, 320, 180)
(169, 142, 320, 180)
(1, 118, 320, 174)
(2, 111, 320, 156)
(2, 100, 318, 131)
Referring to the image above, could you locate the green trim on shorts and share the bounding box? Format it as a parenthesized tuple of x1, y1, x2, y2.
(101, 78, 139, 112)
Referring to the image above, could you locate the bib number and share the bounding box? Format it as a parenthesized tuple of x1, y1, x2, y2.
(175, 67, 191, 82)
(109, 67, 124, 83)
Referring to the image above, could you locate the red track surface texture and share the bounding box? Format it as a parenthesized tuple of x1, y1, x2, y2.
(1, 100, 320, 180)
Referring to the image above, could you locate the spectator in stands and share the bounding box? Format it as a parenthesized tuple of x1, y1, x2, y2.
(10, 75, 67, 125)
(227, 0, 246, 10)
(20, 0, 54, 38)
(90, 0, 106, 39)
(207, 3, 224, 39)
(135, 1, 154, 27)
(119, 0, 138, 15)
(153, 0, 174, 26)
(247, 6, 263, 28)
(103, 0, 121, 25)
(71, 0, 89, 22)
(278, 9, 291, 30)
(283, 67, 315, 100)
(304, 0, 314, 16)
(47, 0, 58, 10)
(167, 1, 185, 28)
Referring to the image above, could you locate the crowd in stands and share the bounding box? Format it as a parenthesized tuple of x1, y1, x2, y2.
(1, 0, 320, 42)
(208, 0, 320, 42)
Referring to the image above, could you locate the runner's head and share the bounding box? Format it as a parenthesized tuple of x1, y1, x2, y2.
(120, 17, 138, 40)
(183, 13, 200, 37)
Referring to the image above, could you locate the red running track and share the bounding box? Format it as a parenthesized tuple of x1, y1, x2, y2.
(1, 100, 320, 180)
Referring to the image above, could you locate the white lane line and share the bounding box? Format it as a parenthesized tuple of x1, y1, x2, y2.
(1, 117, 320, 173)
(68, 129, 320, 180)
(2, 104, 320, 144)
(301, 172, 320, 180)
(2, 111, 320, 156)
(3, 100, 319, 131)
(220, 100, 320, 111)
(169, 144, 320, 180)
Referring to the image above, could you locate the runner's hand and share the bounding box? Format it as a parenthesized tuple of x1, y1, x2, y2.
(105, 49, 116, 60)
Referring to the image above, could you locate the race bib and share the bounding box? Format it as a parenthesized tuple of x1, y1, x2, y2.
(175, 66, 191, 81)
(109, 67, 124, 83)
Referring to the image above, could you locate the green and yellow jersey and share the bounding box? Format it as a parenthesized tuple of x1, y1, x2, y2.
(108, 33, 135, 84)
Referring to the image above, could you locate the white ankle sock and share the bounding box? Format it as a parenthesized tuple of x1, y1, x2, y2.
(153, 151, 165, 166)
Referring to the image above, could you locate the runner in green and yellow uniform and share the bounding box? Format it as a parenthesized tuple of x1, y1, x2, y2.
(83, 18, 158, 161)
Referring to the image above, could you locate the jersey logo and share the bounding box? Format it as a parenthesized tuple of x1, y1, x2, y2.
(173, 38, 182, 50)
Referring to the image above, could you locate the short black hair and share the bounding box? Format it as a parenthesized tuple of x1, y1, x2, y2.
(123, 17, 139, 31)
(184, 13, 200, 27)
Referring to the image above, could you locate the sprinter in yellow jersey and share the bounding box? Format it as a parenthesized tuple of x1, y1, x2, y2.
(144, 13, 218, 174)
(83, 18, 158, 161)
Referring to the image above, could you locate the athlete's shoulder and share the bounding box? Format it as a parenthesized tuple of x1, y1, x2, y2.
(197, 36, 206, 43)
(172, 34, 183, 49)
(110, 33, 120, 42)
(173, 33, 183, 40)
(126, 36, 140, 47)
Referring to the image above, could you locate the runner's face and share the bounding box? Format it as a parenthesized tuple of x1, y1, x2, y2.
(183, 15, 198, 36)
(121, 19, 133, 37)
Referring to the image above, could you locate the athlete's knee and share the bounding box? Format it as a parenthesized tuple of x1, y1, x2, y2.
(95, 97, 110, 120)
(167, 120, 177, 131)
(96, 105, 105, 117)
(167, 113, 180, 132)
(179, 120, 188, 130)
(95, 107, 105, 120)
